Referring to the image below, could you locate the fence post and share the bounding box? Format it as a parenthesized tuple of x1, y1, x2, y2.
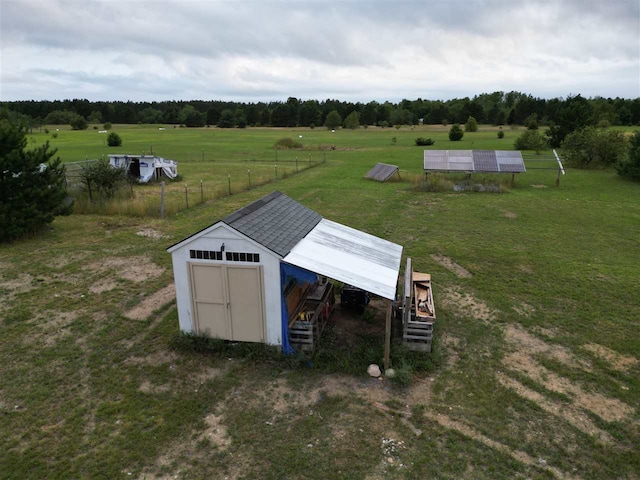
(200, 179, 204, 203)
(160, 181, 165, 218)
(184, 184, 189, 209)
(274, 164, 278, 180)
(228, 175, 231, 196)
(248, 169, 251, 188)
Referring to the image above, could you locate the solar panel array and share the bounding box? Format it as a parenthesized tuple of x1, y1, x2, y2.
(365, 162, 400, 182)
(423, 150, 526, 173)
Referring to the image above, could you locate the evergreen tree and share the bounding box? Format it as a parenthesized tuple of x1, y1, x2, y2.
(0, 121, 72, 242)
(464, 116, 478, 132)
(448, 124, 464, 141)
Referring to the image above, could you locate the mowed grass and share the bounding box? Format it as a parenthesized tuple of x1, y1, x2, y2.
(1, 125, 639, 479)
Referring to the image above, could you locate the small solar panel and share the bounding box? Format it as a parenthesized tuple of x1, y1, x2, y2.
(365, 163, 399, 182)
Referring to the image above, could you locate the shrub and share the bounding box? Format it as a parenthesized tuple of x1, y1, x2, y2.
(103, 122, 112, 130)
(107, 132, 122, 147)
(70, 115, 88, 130)
(497, 129, 505, 139)
(448, 124, 464, 141)
(80, 158, 127, 200)
(524, 113, 539, 130)
(616, 130, 640, 180)
(274, 137, 302, 149)
(514, 129, 547, 153)
(562, 127, 628, 168)
(464, 116, 478, 132)
(415, 137, 435, 146)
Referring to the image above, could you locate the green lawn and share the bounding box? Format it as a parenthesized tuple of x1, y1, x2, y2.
(1, 125, 639, 479)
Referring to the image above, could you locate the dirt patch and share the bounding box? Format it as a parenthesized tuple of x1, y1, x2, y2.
(504, 324, 585, 369)
(125, 350, 178, 367)
(0, 273, 35, 298)
(23, 311, 80, 347)
(135, 412, 233, 480)
(89, 278, 118, 294)
(512, 302, 536, 317)
(440, 287, 496, 322)
(136, 228, 166, 239)
(431, 254, 472, 278)
(582, 343, 638, 372)
(86, 256, 164, 284)
(124, 283, 175, 320)
(139, 380, 171, 394)
(531, 184, 548, 189)
(503, 211, 518, 219)
(503, 352, 633, 422)
(431, 412, 574, 479)
(497, 373, 614, 445)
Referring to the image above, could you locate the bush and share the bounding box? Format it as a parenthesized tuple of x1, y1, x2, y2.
(524, 113, 539, 130)
(103, 122, 112, 130)
(616, 131, 640, 180)
(448, 124, 464, 141)
(497, 129, 505, 139)
(562, 127, 628, 168)
(107, 132, 122, 147)
(514, 129, 547, 153)
(80, 158, 127, 200)
(464, 116, 478, 132)
(274, 137, 302, 149)
(415, 137, 435, 146)
(70, 115, 88, 130)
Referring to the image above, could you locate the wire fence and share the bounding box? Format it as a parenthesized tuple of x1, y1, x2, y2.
(70, 154, 326, 217)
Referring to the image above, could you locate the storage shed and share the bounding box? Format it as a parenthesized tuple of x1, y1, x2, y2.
(167, 191, 403, 356)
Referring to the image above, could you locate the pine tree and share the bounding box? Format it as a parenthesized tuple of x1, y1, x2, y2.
(0, 120, 72, 241)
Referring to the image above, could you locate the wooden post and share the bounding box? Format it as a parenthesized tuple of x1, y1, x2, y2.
(200, 179, 203, 203)
(160, 181, 165, 218)
(556, 166, 561, 187)
(248, 169, 251, 188)
(227, 174, 231, 196)
(384, 300, 392, 370)
(184, 184, 189, 208)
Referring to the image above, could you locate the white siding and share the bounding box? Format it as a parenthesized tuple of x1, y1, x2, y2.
(170, 222, 283, 346)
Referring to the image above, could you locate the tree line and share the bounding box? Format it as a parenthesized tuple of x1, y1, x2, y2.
(3, 92, 640, 132)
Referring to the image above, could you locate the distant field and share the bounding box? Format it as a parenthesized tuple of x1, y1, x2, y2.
(2, 125, 639, 478)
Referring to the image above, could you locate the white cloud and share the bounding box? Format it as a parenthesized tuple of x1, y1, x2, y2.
(1, 0, 638, 101)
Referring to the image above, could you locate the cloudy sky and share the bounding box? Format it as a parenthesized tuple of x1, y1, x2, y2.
(1, 0, 639, 103)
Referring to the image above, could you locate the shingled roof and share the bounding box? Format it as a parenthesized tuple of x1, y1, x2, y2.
(223, 191, 322, 257)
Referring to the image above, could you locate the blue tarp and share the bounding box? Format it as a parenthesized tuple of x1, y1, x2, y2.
(280, 262, 318, 354)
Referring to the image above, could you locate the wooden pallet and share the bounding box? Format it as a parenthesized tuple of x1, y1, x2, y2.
(288, 282, 335, 353)
(289, 318, 319, 352)
(403, 318, 433, 352)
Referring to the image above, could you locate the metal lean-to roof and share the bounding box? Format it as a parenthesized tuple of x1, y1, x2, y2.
(424, 150, 526, 173)
(283, 219, 403, 300)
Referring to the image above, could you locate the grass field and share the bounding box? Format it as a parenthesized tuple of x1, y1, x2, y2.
(1, 125, 639, 479)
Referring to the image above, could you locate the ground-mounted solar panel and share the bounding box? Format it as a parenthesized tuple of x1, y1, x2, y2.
(424, 150, 526, 174)
(472, 150, 499, 172)
(365, 162, 400, 181)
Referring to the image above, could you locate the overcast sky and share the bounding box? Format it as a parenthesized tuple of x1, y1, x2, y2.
(1, 0, 639, 103)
